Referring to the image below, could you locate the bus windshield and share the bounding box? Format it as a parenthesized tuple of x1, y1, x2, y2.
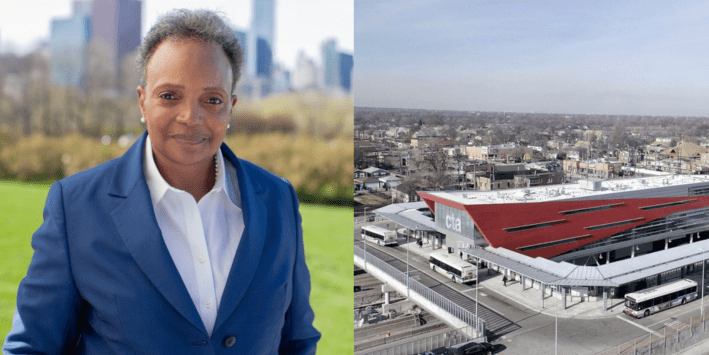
(625, 299, 638, 310)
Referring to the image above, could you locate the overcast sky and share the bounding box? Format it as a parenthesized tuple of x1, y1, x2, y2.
(0, 0, 353, 71)
(355, 0, 709, 117)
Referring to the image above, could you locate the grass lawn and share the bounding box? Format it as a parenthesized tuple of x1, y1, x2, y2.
(0, 181, 353, 354)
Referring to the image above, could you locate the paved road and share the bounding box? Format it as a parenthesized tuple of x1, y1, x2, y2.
(355, 222, 709, 354)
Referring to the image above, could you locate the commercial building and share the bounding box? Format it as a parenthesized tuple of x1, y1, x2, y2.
(247, 0, 274, 80)
(91, 0, 141, 78)
(338, 52, 353, 92)
(293, 51, 317, 91)
(563, 159, 623, 179)
(50, 14, 91, 87)
(465, 145, 533, 161)
(375, 175, 709, 308)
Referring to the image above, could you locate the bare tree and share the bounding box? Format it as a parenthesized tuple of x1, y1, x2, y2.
(418, 148, 453, 189)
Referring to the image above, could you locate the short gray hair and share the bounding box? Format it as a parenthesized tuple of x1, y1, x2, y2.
(137, 9, 244, 95)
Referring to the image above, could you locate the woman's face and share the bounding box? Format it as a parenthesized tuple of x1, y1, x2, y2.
(137, 37, 237, 170)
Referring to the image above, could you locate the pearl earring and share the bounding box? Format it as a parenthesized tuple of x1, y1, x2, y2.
(140, 116, 145, 123)
(227, 124, 231, 129)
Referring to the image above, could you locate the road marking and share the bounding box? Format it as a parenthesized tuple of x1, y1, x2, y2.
(461, 287, 483, 292)
(666, 320, 689, 331)
(647, 304, 701, 327)
(615, 315, 663, 337)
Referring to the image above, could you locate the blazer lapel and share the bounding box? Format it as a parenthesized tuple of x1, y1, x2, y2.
(213, 144, 267, 332)
(108, 131, 206, 334)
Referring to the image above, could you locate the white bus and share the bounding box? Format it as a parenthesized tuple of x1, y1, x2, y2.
(624, 279, 698, 319)
(361, 225, 398, 246)
(429, 250, 476, 284)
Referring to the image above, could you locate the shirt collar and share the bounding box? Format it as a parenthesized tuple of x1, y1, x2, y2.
(143, 135, 231, 206)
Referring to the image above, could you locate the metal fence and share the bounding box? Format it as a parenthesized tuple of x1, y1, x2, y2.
(361, 326, 479, 355)
(595, 313, 709, 355)
(354, 245, 486, 336)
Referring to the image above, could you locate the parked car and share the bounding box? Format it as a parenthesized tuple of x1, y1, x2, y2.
(448, 341, 494, 355)
(416, 347, 449, 355)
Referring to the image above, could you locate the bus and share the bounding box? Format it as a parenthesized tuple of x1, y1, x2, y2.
(361, 225, 398, 246)
(429, 250, 476, 284)
(624, 279, 698, 319)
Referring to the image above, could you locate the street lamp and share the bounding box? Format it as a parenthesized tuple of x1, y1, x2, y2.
(405, 224, 409, 296)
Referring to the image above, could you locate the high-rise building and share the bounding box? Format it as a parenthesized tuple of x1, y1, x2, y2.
(247, 0, 274, 79)
(91, 0, 141, 80)
(338, 52, 353, 92)
(321, 39, 338, 88)
(293, 51, 317, 91)
(271, 63, 290, 93)
(50, 14, 91, 87)
(256, 36, 272, 78)
(73, 0, 92, 16)
(233, 29, 248, 60)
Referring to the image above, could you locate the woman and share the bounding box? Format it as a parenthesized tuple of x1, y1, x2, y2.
(3, 9, 320, 354)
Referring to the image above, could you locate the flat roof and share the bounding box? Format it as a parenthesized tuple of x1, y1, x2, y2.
(462, 238, 709, 287)
(424, 174, 709, 205)
(373, 202, 437, 232)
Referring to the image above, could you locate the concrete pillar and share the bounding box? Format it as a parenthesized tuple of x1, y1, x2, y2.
(384, 292, 390, 305)
(606, 251, 610, 264)
(631, 246, 635, 258)
(603, 288, 608, 311)
(691, 233, 695, 243)
(562, 287, 567, 310)
(521, 276, 526, 291)
(665, 238, 669, 250)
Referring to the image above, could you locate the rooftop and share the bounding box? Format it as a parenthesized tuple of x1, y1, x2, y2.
(422, 174, 709, 205)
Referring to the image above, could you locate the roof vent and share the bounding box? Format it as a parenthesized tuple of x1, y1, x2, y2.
(578, 179, 602, 191)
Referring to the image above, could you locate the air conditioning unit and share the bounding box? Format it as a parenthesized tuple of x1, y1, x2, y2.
(578, 179, 602, 191)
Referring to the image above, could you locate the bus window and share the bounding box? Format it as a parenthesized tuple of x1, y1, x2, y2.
(661, 294, 670, 303)
(671, 292, 678, 299)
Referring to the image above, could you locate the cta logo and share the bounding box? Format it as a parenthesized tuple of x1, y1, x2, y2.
(445, 214, 461, 233)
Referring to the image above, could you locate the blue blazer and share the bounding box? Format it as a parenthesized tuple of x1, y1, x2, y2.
(3, 132, 320, 354)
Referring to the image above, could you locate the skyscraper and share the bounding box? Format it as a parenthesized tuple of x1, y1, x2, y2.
(338, 52, 353, 92)
(72, 0, 92, 16)
(91, 0, 141, 81)
(50, 14, 91, 87)
(247, 0, 274, 79)
(233, 29, 248, 59)
(321, 39, 339, 89)
(293, 51, 317, 91)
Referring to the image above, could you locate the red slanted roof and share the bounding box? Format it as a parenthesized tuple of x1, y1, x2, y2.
(418, 192, 709, 259)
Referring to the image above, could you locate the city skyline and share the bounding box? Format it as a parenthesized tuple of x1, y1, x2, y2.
(0, 0, 353, 73)
(355, 0, 709, 117)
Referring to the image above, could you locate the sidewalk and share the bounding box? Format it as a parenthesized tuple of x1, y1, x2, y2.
(479, 272, 627, 319)
(678, 339, 709, 355)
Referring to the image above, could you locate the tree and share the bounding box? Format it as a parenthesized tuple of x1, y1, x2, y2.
(418, 148, 453, 189)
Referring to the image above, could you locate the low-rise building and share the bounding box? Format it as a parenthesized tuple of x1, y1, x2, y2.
(466, 144, 533, 161)
(563, 159, 623, 179)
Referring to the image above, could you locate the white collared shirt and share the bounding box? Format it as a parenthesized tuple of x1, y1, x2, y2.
(143, 135, 244, 336)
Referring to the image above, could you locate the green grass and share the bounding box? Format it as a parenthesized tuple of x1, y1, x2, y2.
(0, 181, 353, 353)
